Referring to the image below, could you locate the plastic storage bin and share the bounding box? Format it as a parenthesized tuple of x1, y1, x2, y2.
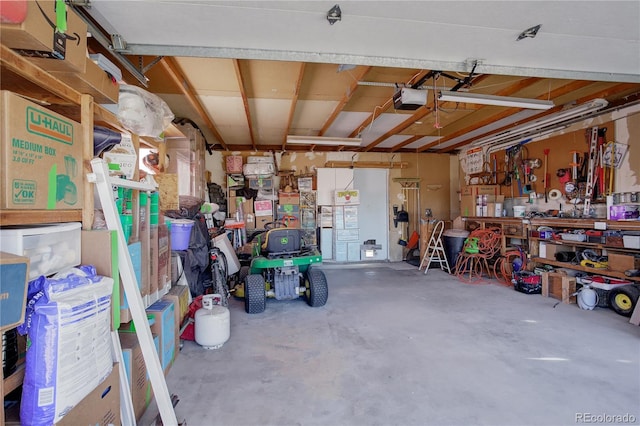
(0, 222, 81, 279)
(560, 233, 587, 242)
(623, 235, 640, 249)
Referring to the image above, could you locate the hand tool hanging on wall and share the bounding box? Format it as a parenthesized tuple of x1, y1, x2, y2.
(583, 127, 599, 215)
(569, 150, 580, 182)
(607, 140, 616, 195)
(492, 154, 497, 185)
(596, 128, 607, 198)
(543, 149, 550, 202)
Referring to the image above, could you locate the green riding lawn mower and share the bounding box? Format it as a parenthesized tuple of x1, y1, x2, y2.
(232, 224, 328, 314)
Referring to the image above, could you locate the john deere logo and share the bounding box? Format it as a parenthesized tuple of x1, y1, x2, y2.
(280, 237, 289, 245)
(26, 107, 73, 145)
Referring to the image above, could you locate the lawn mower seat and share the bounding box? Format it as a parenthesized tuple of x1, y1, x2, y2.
(262, 228, 302, 256)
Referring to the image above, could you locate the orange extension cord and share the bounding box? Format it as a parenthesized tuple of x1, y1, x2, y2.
(492, 248, 527, 287)
(453, 228, 503, 284)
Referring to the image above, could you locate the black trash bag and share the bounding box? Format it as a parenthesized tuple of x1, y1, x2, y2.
(175, 215, 211, 297)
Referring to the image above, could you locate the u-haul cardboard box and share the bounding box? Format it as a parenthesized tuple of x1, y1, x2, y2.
(1, 91, 83, 209)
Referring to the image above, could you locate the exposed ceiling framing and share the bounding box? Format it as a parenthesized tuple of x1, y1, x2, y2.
(77, 1, 640, 154)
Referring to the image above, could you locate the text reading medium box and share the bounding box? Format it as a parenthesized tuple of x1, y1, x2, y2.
(0, 222, 81, 280)
(1, 91, 83, 210)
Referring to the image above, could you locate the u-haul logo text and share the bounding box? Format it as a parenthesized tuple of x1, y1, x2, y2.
(26, 107, 73, 145)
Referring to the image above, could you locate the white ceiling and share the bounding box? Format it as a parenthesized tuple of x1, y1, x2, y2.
(89, 1, 640, 82)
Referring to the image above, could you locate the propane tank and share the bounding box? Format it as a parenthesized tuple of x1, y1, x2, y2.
(577, 286, 598, 310)
(195, 294, 230, 349)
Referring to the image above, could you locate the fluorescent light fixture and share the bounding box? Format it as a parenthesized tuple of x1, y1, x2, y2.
(470, 98, 608, 150)
(286, 135, 362, 147)
(439, 90, 554, 110)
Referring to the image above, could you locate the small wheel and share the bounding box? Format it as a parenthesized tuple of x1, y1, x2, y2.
(305, 268, 328, 307)
(245, 274, 266, 314)
(608, 285, 640, 317)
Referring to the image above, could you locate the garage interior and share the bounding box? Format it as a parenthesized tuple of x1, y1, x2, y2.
(1, 1, 640, 425)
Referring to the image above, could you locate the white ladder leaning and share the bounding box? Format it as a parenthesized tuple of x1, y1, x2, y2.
(88, 158, 179, 426)
(419, 221, 451, 275)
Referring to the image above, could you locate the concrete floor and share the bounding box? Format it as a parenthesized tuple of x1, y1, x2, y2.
(146, 263, 640, 426)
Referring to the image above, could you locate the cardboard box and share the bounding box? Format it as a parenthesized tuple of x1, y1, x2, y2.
(0, 1, 88, 73)
(163, 284, 190, 330)
(162, 284, 189, 362)
(0, 252, 29, 332)
(1, 91, 83, 209)
(81, 230, 120, 328)
(52, 56, 119, 104)
(460, 195, 476, 217)
(118, 333, 150, 421)
(146, 299, 176, 375)
(228, 196, 253, 216)
(149, 225, 159, 299)
(542, 272, 577, 304)
(608, 252, 640, 273)
(255, 214, 273, 229)
(57, 364, 121, 426)
(139, 198, 151, 299)
(460, 194, 504, 217)
(278, 191, 300, 205)
(254, 199, 273, 216)
(540, 242, 573, 261)
(245, 213, 256, 230)
(461, 185, 500, 197)
(158, 224, 171, 291)
(120, 242, 143, 324)
(226, 155, 243, 173)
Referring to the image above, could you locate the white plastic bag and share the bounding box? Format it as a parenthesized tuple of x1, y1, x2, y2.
(117, 84, 175, 137)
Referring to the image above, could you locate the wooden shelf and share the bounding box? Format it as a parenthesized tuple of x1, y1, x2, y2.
(530, 237, 640, 254)
(529, 217, 640, 231)
(2, 364, 25, 397)
(0, 210, 83, 227)
(531, 257, 640, 282)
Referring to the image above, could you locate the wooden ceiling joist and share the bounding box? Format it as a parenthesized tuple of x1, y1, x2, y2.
(319, 66, 372, 137)
(159, 57, 228, 150)
(233, 59, 257, 151)
(283, 62, 306, 150)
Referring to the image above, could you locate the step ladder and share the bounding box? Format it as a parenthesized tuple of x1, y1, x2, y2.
(419, 221, 451, 275)
(88, 158, 179, 426)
